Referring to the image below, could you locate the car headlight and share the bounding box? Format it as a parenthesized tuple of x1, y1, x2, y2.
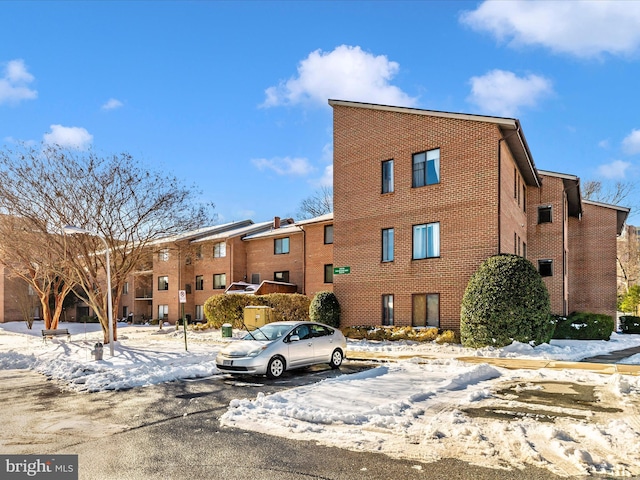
(247, 346, 268, 357)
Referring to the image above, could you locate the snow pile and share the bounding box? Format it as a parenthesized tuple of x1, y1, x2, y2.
(2, 320, 640, 476)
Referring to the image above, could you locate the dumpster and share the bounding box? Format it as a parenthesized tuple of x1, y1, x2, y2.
(92, 342, 104, 361)
(221, 323, 233, 338)
(243, 306, 274, 330)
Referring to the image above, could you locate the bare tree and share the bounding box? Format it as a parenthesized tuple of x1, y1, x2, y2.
(582, 180, 636, 207)
(0, 144, 215, 343)
(297, 186, 333, 220)
(10, 278, 39, 329)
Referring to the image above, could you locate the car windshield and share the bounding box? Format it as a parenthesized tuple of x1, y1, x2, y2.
(242, 324, 293, 341)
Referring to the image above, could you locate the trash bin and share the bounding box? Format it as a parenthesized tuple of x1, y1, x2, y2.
(221, 323, 233, 338)
(92, 342, 104, 361)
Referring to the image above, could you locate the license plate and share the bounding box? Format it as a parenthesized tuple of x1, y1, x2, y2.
(223, 359, 233, 366)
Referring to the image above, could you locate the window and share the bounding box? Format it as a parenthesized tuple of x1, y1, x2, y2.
(195, 305, 203, 321)
(195, 275, 204, 290)
(196, 245, 203, 260)
(538, 259, 553, 277)
(382, 159, 394, 193)
(251, 273, 261, 284)
(274, 237, 290, 254)
(158, 304, 168, 320)
(523, 242, 527, 259)
(158, 248, 169, 262)
(324, 225, 334, 244)
(382, 295, 394, 326)
(274, 271, 290, 283)
(214, 273, 226, 289)
(523, 185, 526, 212)
(412, 294, 440, 328)
(412, 148, 440, 188)
(324, 264, 333, 283)
(185, 283, 192, 294)
(382, 228, 394, 262)
(213, 241, 226, 258)
(158, 276, 169, 291)
(538, 206, 552, 224)
(123, 282, 129, 295)
(413, 222, 440, 259)
(122, 306, 128, 318)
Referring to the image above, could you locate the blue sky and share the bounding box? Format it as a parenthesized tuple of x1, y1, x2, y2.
(2, 1, 640, 223)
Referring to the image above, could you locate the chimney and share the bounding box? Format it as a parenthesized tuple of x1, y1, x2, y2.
(273, 216, 281, 229)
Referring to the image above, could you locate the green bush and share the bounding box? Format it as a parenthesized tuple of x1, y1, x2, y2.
(552, 312, 614, 340)
(341, 326, 459, 344)
(203, 293, 311, 329)
(309, 291, 341, 328)
(460, 254, 552, 348)
(620, 315, 640, 334)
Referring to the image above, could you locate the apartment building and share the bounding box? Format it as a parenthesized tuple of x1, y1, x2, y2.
(117, 214, 334, 324)
(329, 99, 628, 331)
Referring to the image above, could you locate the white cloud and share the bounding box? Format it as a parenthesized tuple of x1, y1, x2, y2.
(622, 129, 640, 155)
(262, 45, 417, 108)
(598, 139, 610, 149)
(460, 1, 640, 58)
(251, 156, 315, 176)
(597, 159, 632, 180)
(101, 98, 123, 110)
(467, 69, 553, 116)
(43, 125, 93, 150)
(0, 59, 37, 105)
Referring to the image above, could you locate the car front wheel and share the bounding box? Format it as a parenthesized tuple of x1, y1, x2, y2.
(267, 356, 285, 378)
(329, 349, 343, 369)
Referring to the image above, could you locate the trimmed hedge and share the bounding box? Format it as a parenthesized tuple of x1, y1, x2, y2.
(552, 312, 614, 340)
(341, 326, 460, 344)
(460, 254, 553, 348)
(203, 293, 310, 329)
(309, 291, 341, 328)
(618, 315, 640, 334)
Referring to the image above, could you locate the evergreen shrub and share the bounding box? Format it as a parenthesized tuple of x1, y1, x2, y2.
(552, 312, 614, 340)
(620, 315, 640, 334)
(460, 254, 553, 348)
(309, 291, 341, 328)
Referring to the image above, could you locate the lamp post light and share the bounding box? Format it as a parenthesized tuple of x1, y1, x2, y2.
(63, 225, 115, 357)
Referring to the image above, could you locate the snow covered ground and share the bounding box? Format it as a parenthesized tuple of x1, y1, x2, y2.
(1, 321, 640, 477)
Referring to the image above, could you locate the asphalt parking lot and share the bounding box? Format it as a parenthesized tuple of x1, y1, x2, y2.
(0, 362, 570, 480)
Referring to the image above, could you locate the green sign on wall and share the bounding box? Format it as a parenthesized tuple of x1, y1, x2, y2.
(333, 266, 351, 275)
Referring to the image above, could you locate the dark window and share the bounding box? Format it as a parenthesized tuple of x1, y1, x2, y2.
(412, 149, 440, 188)
(324, 264, 333, 283)
(213, 273, 226, 289)
(382, 228, 394, 262)
(274, 271, 289, 283)
(412, 294, 440, 328)
(382, 294, 394, 326)
(195, 275, 204, 290)
(185, 284, 192, 294)
(538, 206, 552, 224)
(523, 185, 526, 212)
(158, 276, 168, 291)
(324, 225, 334, 244)
(274, 237, 290, 254)
(538, 259, 553, 277)
(382, 159, 394, 193)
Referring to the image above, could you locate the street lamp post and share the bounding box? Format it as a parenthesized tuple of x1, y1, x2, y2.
(63, 225, 115, 357)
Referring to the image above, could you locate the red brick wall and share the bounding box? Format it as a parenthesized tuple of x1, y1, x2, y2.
(499, 142, 528, 257)
(304, 221, 334, 297)
(569, 202, 619, 319)
(526, 175, 568, 315)
(245, 232, 305, 293)
(332, 104, 503, 330)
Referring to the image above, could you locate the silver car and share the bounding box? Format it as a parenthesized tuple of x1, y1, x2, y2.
(216, 321, 347, 378)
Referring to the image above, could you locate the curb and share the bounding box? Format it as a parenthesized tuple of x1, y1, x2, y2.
(346, 351, 640, 376)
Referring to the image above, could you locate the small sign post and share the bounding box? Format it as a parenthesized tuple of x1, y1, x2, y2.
(179, 290, 188, 351)
(333, 266, 351, 275)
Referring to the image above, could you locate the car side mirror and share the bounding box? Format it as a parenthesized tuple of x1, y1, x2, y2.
(289, 335, 300, 342)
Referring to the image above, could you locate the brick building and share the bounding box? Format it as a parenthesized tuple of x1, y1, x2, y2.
(329, 99, 629, 330)
(118, 214, 334, 324)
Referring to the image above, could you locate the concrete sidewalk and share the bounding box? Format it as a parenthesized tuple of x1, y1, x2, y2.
(346, 350, 640, 376)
